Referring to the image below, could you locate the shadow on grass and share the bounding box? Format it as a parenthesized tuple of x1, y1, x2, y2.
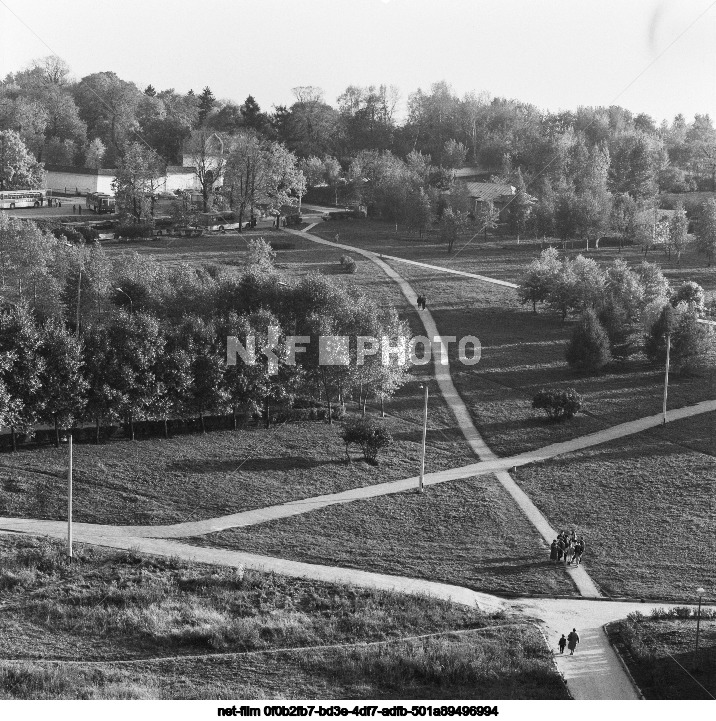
(170, 456, 345, 474)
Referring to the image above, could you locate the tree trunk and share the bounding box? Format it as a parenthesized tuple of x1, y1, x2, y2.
(264, 396, 270, 429)
(10, 426, 16, 452)
(200, 411, 206, 434)
(380, 396, 385, 418)
(163, 417, 169, 439)
(129, 413, 135, 441)
(54, 417, 60, 448)
(533, 299, 537, 313)
(362, 395, 367, 416)
(95, 417, 101, 444)
(232, 406, 237, 430)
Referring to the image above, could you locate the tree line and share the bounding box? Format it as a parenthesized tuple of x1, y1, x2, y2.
(0, 222, 411, 450)
(5, 58, 716, 237)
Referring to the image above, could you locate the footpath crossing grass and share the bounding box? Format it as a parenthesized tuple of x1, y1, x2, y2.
(0, 534, 567, 700)
(188, 475, 579, 598)
(512, 425, 716, 601)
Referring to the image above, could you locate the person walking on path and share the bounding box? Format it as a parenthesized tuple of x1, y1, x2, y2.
(567, 628, 580, 655)
(574, 536, 585, 566)
(558, 634, 567, 654)
(550, 539, 559, 564)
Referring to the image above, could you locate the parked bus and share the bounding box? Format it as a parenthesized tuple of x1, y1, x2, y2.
(0, 189, 48, 209)
(86, 192, 116, 214)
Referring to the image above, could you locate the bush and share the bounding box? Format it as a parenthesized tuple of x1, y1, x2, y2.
(75, 226, 99, 242)
(51, 227, 82, 243)
(341, 416, 393, 465)
(115, 223, 154, 240)
(532, 388, 582, 421)
(339, 255, 357, 274)
(566, 309, 611, 372)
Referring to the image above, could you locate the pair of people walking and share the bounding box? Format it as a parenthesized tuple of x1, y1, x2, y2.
(416, 294, 428, 310)
(549, 529, 585, 566)
(558, 629, 580, 655)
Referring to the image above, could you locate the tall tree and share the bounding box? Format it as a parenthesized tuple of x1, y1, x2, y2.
(0, 129, 45, 190)
(112, 141, 164, 222)
(197, 86, 216, 127)
(695, 198, 716, 267)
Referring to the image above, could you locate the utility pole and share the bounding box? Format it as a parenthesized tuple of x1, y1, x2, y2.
(418, 383, 428, 493)
(67, 434, 73, 558)
(663, 331, 671, 424)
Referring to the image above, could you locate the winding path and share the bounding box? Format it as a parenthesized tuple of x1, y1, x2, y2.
(2, 223, 714, 699)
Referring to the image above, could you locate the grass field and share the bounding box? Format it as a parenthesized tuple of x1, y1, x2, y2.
(0, 534, 567, 700)
(0, 396, 475, 525)
(609, 610, 716, 700)
(513, 420, 716, 600)
(187, 474, 578, 598)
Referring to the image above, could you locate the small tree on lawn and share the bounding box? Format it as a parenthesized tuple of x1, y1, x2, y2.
(566, 309, 611, 372)
(507, 168, 534, 243)
(670, 201, 689, 264)
(341, 416, 393, 465)
(670, 310, 714, 375)
(671, 281, 705, 315)
(532, 388, 582, 421)
(597, 300, 633, 359)
(476, 200, 499, 241)
(519, 247, 561, 313)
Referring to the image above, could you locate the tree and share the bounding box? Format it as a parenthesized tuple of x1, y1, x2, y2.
(0, 130, 45, 190)
(38, 321, 87, 446)
(605, 259, 644, 322)
(671, 281, 705, 315)
(442, 138, 468, 169)
(197, 86, 216, 127)
(405, 187, 433, 238)
(85, 138, 106, 168)
(222, 133, 304, 230)
(240, 95, 268, 133)
(476, 200, 500, 241)
(184, 130, 228, 211)
(439, 207, 468, 253)
(669, 201, 689, 264)
(112, 142, 164, 222)
(566, 309, 611, 372)
(638, 260, 671, 309)
(519, 247, 561, 312)
(695, 198, 716, 266)
(507, 168, 534, 242)
(0, 306, 44, 451)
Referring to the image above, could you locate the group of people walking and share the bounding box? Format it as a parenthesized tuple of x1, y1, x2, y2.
(549, 529, 585, 566)
(558, 629, 580, 655)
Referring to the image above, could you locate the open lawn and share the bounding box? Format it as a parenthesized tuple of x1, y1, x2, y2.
(394, 263, 716, 456)
(187, 475, 578, 598)
(0, 534, 566, 700)
(513, 423, 716, 600)
(608, 610, 716, 700)
(0, 399, 474, 526)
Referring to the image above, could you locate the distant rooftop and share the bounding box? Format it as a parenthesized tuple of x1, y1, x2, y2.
(464, 182, 516, 202)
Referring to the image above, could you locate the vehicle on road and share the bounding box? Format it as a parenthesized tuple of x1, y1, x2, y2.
(0, 189, 49, 209)
(86, 192, 116, 214)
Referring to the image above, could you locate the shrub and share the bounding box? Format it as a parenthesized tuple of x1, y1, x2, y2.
(75, 226, 99, 242)
(115, 223, 153, 240)
(51, 227, 82, 243)
(341, 416, 393, 465)
(532, 388, 582, 421)
(339, 255, 357, 274)
(566, 309, 611, 372)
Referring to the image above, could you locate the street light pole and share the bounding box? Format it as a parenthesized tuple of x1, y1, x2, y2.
(67, 434, 73, 559)
(419, 383, 429, 493)
(663, 331, 671, 424)
(695, 587, 705, 661)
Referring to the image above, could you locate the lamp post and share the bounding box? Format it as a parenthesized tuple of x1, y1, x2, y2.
(116, 287, 133, 315)
(695, 587, 705, 661)
(418, 383, 429, 493)
(62, 434, 73, 559)
(662, 331, 671, 424)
